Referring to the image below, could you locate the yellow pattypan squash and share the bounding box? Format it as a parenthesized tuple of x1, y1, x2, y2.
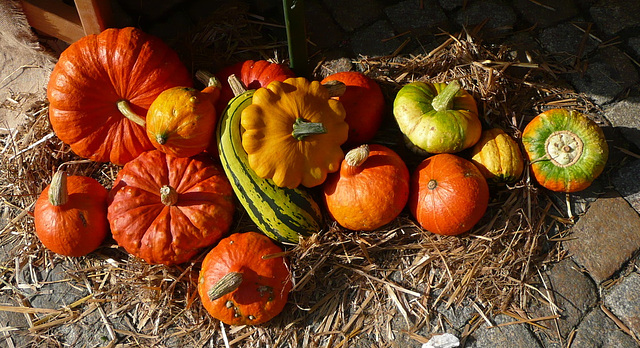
(241, 77, 349, 188)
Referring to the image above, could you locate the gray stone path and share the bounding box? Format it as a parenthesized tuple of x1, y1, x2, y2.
(2, 0, 640, 347)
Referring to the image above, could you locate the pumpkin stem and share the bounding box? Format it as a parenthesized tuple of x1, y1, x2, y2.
(160, 185, 178, 206)
(345, 144, 370, 168)
(322, 80, 346, 98)
(228, 74, 248, 97)
(208, 272, 244, 301)
(116, 99, 147, 127)
(195, 70, 222, 89)
(291, 118, 327, 140)
(431, 80, 461, 112)
(48, 170, 68, 206)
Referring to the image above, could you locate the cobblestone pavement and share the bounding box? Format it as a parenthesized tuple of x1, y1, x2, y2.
(3, 0, 640, 347)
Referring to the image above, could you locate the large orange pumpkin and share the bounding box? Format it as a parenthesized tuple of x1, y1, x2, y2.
(409, 154, 489, 236)
(321, 71, 385, 146)
(198, 232, 292, 326)
(107, 150, 235, 265)
(47, 27, 192, 165)
(34, 171, 108, 257)
(323, 144, 409, 231)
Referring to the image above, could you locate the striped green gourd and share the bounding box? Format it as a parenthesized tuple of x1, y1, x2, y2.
(216, 89, 323, 243)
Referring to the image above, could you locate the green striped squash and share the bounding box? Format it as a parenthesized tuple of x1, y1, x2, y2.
(217, 90, 323, 243)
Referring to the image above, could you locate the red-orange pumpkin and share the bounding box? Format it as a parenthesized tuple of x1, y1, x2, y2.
(321, 71, 385, 146)
(323, 144, 409, 230)
(34, 171, 108, 257)
(198, 232, 292, 326)
(409, 154, 489, 236)
(107, 150, 235, 265)
(47, 27, 192, 165)
(215, 60, 295, 113)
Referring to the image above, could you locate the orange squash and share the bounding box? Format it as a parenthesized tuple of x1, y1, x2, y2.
(323, 144, 409, 230)
(409, 154, 489, 236)
(321, 71, 385, 146)
(198, 232, 292, 325)
(34, 170, 108, 256)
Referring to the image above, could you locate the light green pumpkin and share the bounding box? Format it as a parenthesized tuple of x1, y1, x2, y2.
(393, 80, 481, 154)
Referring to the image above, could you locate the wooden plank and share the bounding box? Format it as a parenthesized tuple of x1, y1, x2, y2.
(20, 0, 85, 43)
(74, 0, 112, 36)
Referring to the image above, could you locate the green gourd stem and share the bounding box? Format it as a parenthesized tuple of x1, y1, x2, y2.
(431, 80, 461, 112)
(116, 99, 147, 127)
(208, 272, 244, 301)
(160, 185, 178, 206)
(282, 0, 309, 78)
(292, 118, 327, 140)
(228, 74, 248, 97)
(48, 170, 68, 206)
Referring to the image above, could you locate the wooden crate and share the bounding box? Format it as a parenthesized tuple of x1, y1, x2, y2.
(21, 0, 112, 43)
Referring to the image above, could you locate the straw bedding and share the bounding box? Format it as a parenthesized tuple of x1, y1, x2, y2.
(0, 5, 605, 347)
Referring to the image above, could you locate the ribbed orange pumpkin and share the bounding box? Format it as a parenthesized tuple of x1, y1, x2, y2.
(107, 150, 235, 265)
(198, 232, 292, 326)
(321, 71, 385, 146)
(34, 171, 108, 257)
(47, 27, 192, 165)
(409, 154, 489, 236)
(323, 144, 409, 231)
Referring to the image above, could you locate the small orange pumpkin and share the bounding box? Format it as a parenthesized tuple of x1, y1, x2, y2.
(323, 144, 409, 231)
(198, 232, 292, 326)
(409, 154, 489, 236)
(321, 71, 385, 146)
(34, 170, 109, 256)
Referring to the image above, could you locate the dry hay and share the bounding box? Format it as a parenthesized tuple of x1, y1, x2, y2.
(0, 7, 607, 348)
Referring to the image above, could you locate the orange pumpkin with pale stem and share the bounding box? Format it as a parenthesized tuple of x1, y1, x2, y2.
(323, 144, 409, 230)
(321, 71, 385, 146)
(34, 171, 109, 256)
(409, 154, 489, 236)
(198, 232, 292, 326)
(107, 150, 235, 265)
(47, 27, 192, 165)
(145, 72, 222, 158)
(241, 77, 349, 188)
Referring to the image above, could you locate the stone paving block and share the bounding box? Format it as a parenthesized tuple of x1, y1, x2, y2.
(384, 0, 448, 34)
(533, 259, 598, 338)
(465, 314, 542, 347)
(538, 21, 599, 64)
(454, 0, 517, 32)
(590, 0, 640, 35)
(563, 191, 640, 284)
(514, 0, 579, 28)
(350, 20, 401, 57)
(604, 272, 640, 340)
(566, 46, 639, 105)
(323, 0, 384, 32)
(604, 98, 640, 151)
(438, 0, 464, 12)
(630, 36, 640, 59)
(612, 158, 640, 214)
(571, 305, 639, 347)
(305, 0, 345, 50)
